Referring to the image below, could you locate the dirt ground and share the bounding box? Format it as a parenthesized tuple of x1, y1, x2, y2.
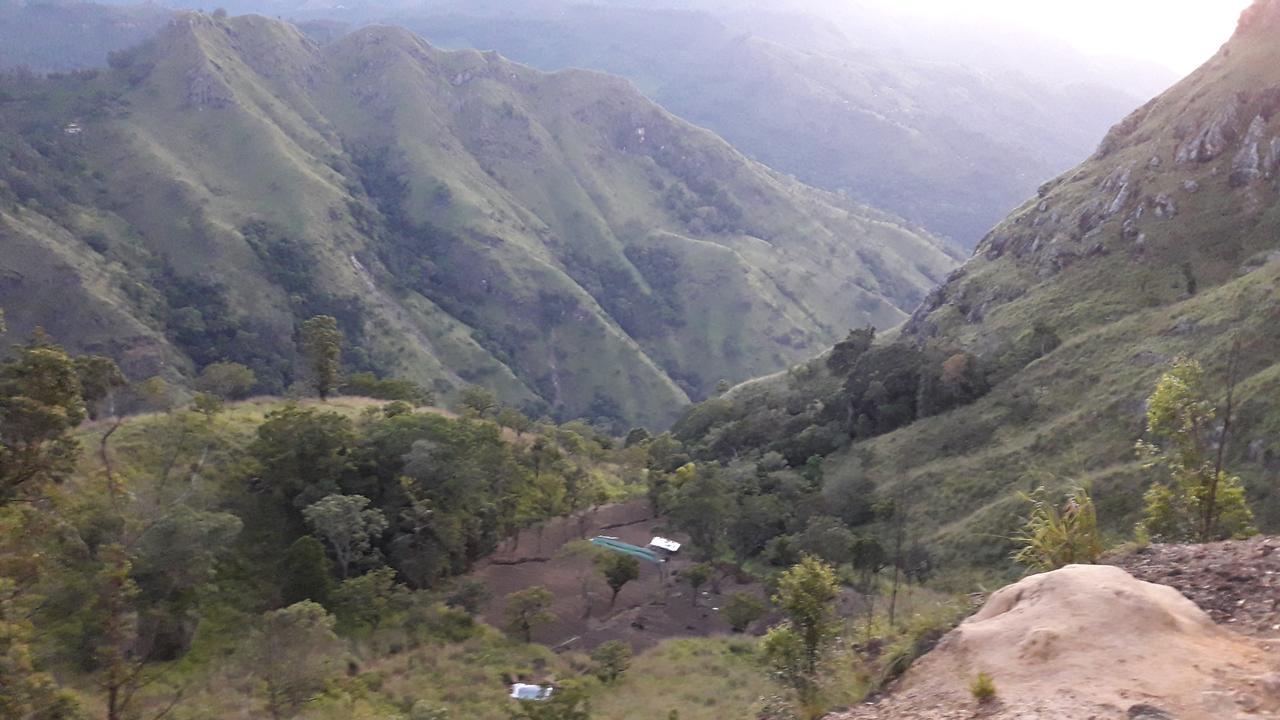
(1107, 536, 1280, 638)
(471, 501, 785, 653)
(832, 563, 1280, 720)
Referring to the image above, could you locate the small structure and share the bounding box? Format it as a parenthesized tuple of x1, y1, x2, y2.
(648, 537, 681, 555)
(510, 683, 554, 702)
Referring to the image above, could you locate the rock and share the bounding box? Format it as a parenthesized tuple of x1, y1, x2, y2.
(1153, 194, 1178, 219)
(1247, 439, 1269, 464)
(1229, 115, 1269, 187)
(1149, 155, 1163, 169)
(1267, 138, 1280, 179)
(1176, 102, 1240, 164)
(1127, 705, 1174, 720)
(1183, 179, 1201, 193)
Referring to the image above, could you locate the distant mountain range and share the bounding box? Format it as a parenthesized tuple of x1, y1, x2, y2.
(0, 12, 956, 428)
(2, 0, 1179, 247)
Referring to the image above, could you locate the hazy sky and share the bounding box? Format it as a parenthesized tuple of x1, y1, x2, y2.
(888, 0, 1253, 73)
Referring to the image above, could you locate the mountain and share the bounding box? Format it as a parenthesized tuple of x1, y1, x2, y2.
(0, 0, 172, 71)
(673, 0, 1280, 565)
(0, 12, 956, 429)
(1, 1, 1165, 247)
(375, 3, 1146, 248)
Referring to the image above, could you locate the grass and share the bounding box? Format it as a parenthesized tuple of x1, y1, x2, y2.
(591, 637, 778, 720)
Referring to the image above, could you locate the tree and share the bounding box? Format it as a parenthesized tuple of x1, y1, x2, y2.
(795, 516, 856, 566)
(0, 334, 87, 503)
(0, 579, 82, 720)
(1011, 485, 1102, 571)
(195, 361, 257, 400)
(684, 563, 712, 607)
(444, 577, 491, 616)
(763, 556, 839, 715)
(1136, 358, 1255, 542)
(667, 463, 731, 560)
(596, 553, 640, 608)
(300, 315, 342, 400)
(302, 494, 388, 579)
(245, 601, 344, 719)
(723, 592, 766, 632)
(74, 355, 126, 419)
(281, 535, 333, 606)
(503, 586, 554, 642)
(330, 567, 404, 634)
(458, 386, 498, 418)
(496, 406, 533, 434)
(249, 405, 355, 511)
(191, 391, 224, 420)
(590, 640, 633, 683)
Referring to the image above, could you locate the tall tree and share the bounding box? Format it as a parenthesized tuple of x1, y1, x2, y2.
(666, 464, 731, 561)
(302, 494, 388, 579)
(1137, 358, 1255, 542)
(300, 315, 342, 401)
(0, 333, 87, 503)
(596, 553, 640, 608)
(245, 601, 344, 719)
(762, 556, 840, 717)
(503, 586, 554, 642)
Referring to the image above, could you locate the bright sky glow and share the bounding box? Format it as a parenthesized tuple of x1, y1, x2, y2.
(887, 0, 1254, 73)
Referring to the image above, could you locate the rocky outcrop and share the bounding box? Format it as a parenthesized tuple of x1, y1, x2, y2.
(1230, 115, 1271, 187)
(1177, 102, 1241, 164)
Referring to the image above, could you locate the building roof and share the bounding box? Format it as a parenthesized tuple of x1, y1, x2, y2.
(649, 537, 681, 553)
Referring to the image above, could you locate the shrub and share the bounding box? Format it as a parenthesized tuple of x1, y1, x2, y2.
(969, 672, 997, 704)
(1011, 485, 1103, 571)
(590, 640, 633, 683)
(723, 592, 766, 632)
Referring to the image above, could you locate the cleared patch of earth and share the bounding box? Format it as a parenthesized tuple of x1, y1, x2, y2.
(831, 563, 1280, 720)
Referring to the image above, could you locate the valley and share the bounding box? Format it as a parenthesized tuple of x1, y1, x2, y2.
(2, 2, 1280, 720)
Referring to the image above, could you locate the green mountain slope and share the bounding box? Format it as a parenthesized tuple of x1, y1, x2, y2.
(388, 3, 1141, 247)
(0, 12, 957, 428)
(673, 0, 1280, 566)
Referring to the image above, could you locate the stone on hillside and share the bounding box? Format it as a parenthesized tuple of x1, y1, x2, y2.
(1176, 103, 1240, 164)
(1229, 115, 1269, 187)
(1183, 180, 1201, 193)
(1267, 138, 1280, 179)
(1153, 194, 1178, 219)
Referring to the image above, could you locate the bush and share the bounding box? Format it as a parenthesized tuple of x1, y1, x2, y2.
(1010, 485, 1103, 571)
(969, 672, 997, 704)
(723, 592, 766, 632)
(590, 640, 633, 683)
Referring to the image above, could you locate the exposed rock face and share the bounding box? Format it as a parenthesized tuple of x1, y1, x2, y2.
(1238, 0, 1280, 35)
(1177, 102, 1240, 164)
(1230, 115, 1270, 187)
(1268, 137, 1280, 179)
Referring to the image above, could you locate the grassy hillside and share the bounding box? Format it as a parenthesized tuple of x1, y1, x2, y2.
(0, 12, 956, 429)
(390, 3, 1139, 247)
(672, 0, 1280, 569)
